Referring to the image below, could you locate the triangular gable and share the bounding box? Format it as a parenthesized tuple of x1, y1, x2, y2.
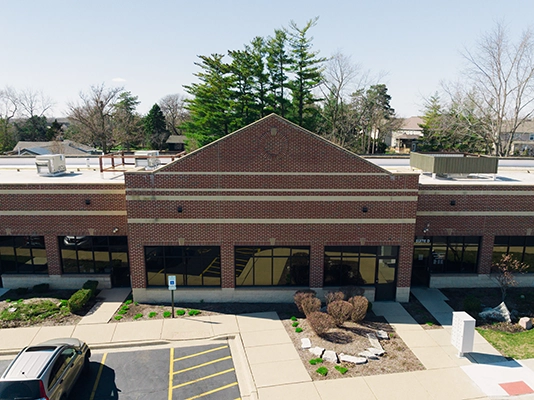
(159, 114, 389, 175)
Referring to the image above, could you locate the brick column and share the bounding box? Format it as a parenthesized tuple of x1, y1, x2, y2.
(220, 242, 235, 288)
(45, 235, 61, 275)
(478, 235, 494, 275)
(309, 242, 323, 288)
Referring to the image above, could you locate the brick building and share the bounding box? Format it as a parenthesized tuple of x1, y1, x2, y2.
(1, 115, 533, 303)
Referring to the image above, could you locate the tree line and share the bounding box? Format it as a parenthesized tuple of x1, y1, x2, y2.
(1, 21, 533, 157)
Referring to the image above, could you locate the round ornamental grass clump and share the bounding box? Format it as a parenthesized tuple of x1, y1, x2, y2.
(327, 300, 353, 326)
(348, 295, 369, 323)
(307, 311, 335, 336)
(294, 290, 317, 313)
(301, 296, 322, 316)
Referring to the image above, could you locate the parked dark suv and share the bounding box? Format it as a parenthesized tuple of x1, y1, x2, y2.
(0, 338, 90, 400)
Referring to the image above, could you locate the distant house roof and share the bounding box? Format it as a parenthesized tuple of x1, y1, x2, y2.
(10, 140, 101, 156)
(399, 117, 423, 131)
(166, 135, 186, 144)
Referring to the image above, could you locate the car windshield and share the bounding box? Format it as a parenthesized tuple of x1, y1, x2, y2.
(0, 379, 41, 399)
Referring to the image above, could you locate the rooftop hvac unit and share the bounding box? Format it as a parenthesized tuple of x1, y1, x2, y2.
(35, 154, 66, 176)
(134, 150, 160, 169)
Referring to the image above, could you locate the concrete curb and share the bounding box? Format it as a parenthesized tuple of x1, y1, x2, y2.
(228, 334, 258, 400)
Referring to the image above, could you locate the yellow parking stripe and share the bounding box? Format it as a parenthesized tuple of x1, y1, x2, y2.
(173, 356, 231, 375)
(168, 348, 174, 400)
(89, 353, 107, 400)
(173, 345, 228, 362)
(185, 382, 239, 400)
(172, 368, 235, 389)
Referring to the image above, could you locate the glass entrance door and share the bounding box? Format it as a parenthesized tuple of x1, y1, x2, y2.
(375, 259, 397, 301)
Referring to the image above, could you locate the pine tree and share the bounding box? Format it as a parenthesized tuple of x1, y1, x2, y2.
(143, 103, 168, 150)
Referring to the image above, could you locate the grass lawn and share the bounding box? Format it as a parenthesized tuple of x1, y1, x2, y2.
(477, 327, 534, 359)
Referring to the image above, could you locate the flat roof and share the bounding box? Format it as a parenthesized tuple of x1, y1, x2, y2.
(0, 156, 533, 186)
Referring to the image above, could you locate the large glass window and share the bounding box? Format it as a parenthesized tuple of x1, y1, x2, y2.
(145, 246, 221, 287)
(493, 236, 534, 271)
(235, 246, 309, 286)
(59, 236, 128, 274)
(0, 236, 47, 274)
(413, 236, 480, 274)
(324, 245, 398, 286)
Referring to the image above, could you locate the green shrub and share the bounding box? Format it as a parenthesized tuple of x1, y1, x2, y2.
(68, 289, 92, 313)
(301, 296, 321, 316)
(335, 365, 348, 374)
(188, 309, 201, 316)
(114, 315, 123, 320)
(316, 367, 328, 376)
(290, 316, 297, 321)
(295, 327, 303, 333)
(426, 321, 434, 326)
(463, 295, 482, 314)
(176, 309, 186, 316)
(309, 358, 323, 365)
(125, 299, 133, 305)
(82, 280, 99, 298)
(163, 311, 172, 318)
(307, 311, 335, 336)
(4, 299, 10, 303)
(59, 300, 68, 308)
(327, 300, 353, 326)
(118, 309, 128, 315)
(17, 299, 23, 304)
(133, 313, 143, 320)
(32, 283, 49, 293)
(120, 305, 129, 312)
(149, 312, 157, 318)
(292, 322, 299, 327)
(294, 289, 317, 313)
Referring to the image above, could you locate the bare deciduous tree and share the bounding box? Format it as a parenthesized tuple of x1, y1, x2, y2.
(461, 23, 534, 156)
(68, 84, 123, 154)
(17, 88, 54, 118)
(491, 253, 529, 301)
(0, 87, 19, 151)
(159, 94, 189, 136)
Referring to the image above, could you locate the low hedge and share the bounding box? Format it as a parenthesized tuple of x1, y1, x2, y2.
(68, 289, 92, 313)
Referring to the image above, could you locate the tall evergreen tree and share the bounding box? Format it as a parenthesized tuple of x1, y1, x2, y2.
(182, 54, 235, 148)
(287, 17, 326, 130)
(266, 29, 292, 118)
(114, 91, 142, 150)
(144, 103, 168, 150)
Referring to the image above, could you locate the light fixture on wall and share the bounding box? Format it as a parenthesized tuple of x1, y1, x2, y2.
(85, 199, 91, 205)
(423, 222, 430, 234)
(362, 206, 368, 213)
(177, 206, 183, 213)
(450, 200, 456, 206)
(112, 227, 119, 234)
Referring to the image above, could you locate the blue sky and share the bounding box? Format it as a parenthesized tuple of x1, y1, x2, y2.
(1, 0, 532, 118)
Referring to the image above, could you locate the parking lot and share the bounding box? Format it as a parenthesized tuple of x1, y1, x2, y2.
(0, 341, 241, 400)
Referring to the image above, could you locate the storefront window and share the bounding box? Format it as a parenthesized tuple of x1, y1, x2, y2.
(493, 237, 534, 272)
(145, 246, 221, 287)
(60, 236, 128, 274)
(413, 236, 480, 274)
(324, 245, 398, 286)
(0, 236, 47, 274)
(234, 246, 309, 286)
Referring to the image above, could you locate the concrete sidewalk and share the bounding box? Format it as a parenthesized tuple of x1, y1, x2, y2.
(0, 288, 533, 399)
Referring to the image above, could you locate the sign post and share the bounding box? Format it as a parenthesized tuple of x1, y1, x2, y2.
(168, 276, 176, 318)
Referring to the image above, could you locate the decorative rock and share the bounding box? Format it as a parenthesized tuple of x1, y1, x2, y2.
(367, 347, 385, 356)
(358, 350, 379, 360)
(8, 307, 16, 313)
(376, 330, 389, 340)
(367, 333, 384, 351)
(339, 353, 367, 364)
(309, 347, 325, 357)
(519, 317, 532, 330)
(322, 350, 339, 363)
(301, 338, 312, 349)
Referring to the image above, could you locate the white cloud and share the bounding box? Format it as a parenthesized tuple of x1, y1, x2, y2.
(112, 77, 126, 82)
